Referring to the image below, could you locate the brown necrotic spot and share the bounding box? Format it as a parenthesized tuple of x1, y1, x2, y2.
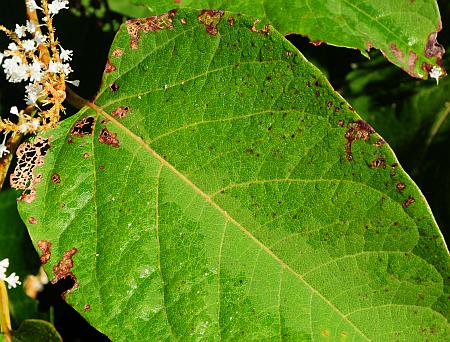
(180, 18, 187, 25)
(83, 304, 91, 312)
(227, 16, 234, 27)
(396, 182, 406, 192)
(425, 31, 445, 61)
(98, 128, 120, 148)
(371, 157, 386, 169)
(250, 19, 270, 34)
(71, 116, 96, 137)
(344, 120, 375, 161)
(338, 120, 345, 127)
(37, 240, 52, 264)
(197, 9, 224, 36)
(10, 136, 51, 203)
(112, 48, 123, 57)
(28, 217, 37, 224)
(83, 152, 90, 159)
(126, 10, 177, 49)
(51, 173, 60, 184)
(52, 248, 78, 297)
(390, 43, 404, 62)
(109, 82, 120, 93)
(105, 59, 116, 73)
(111, 106, 130, 119)
(403, 195, 415, 208)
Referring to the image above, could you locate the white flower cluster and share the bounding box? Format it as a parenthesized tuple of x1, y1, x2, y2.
(429, 66, 443, 85)
(0, 258, 21, 289)
(0, 0, 77, 157)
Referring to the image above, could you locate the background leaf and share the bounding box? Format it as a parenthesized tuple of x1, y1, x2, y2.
(109, 0, 446, 79)
(17, 9, 449, 341)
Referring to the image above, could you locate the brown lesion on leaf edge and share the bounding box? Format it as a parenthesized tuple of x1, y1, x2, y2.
(111, 106, 130, 119)
(37, 240, 52, 264)
(197, 9, 225, 36)
(10, 136, 51, 203)
(104, 58, 117, 73)
(126, 10, 177, 49)
(52, 247, 79, 298)
(344, 120, 375, 161)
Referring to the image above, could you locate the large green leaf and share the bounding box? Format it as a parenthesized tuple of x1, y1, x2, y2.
(108, 0, 446, 79)
(16, 9, 448, 340)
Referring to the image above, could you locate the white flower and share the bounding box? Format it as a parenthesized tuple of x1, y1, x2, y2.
(3, 56, 29, 83)
(10, 106, 19, 116)
(429, 66, 443, 85)
(0, 258, 8, 274)
(30, 119, 40, 130)
(7, 43, 18, 51)
(27, 0, 42, 11)
(25, 20, 37, 34)
(34, 31, 47, 45)
(48, 60, 60, 73)
(0, 258, 20, 289)
(22, 39, 36, 52)
(4, 273, 21, 289)
(48, 0, 69, 15)
(61, 63, 72, 75)
(25, 83, 43, 105)
(59, 46, 73, 62)
(18, 123, 30, 133)
(29, 59, 43, 81)
(14, 24, 27, 38)
(67, 79, 80, 87)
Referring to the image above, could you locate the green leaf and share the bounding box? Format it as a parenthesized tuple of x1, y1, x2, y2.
(0, 191, 43, 327)
(17, 9, 448, 340)
(109, 0, 446, 79)
(11, 319, 61, 342)
(344, 51, 450, 250)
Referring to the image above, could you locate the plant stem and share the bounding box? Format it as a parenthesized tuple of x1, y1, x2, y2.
(0, 281, 12, 342)
(65, 87, 89, 110)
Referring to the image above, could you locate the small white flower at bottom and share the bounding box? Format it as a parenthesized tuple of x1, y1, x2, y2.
(429, 66, 443, 85)
(0, 258, 21, 289)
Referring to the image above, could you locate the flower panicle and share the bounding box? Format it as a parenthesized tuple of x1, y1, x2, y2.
(0, 0, 78, 157)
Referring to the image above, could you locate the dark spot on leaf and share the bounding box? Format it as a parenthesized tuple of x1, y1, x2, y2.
(98, 128, 120, 148)
(109, 82, 119, 93)
(197, 9, 224, 36)
(83, 304, 91, 312)
(111, 106, 130, 119)
(373, 138, 385, 147)
(10, 136, 51, 203)
(99, 165, 105, 171)
(180, 18, 187, 25)
(403, 195, 415, 208)
(104, 58, 116, 73)
(391, 163, 398, 177)
(322, 330, 330, 337)
(83, 152, 90, 159)
(51, 173, 61, 184)
(327, 101, 333, 108)
(37, 240, 52, 264)
(338, 120, 345, 127)
(344, 120, 375, 161)
(67, 138, 73, 144)
(371, 157, 386, 169)
(396, 182, 406, 192)
(71, 116, 96, 137)
(28, 217, 37, 224)
(227, 16, 234, 27)
(126, 10, 177, 49)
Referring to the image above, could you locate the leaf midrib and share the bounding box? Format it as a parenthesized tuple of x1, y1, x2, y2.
(86, 100, 371, 340)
